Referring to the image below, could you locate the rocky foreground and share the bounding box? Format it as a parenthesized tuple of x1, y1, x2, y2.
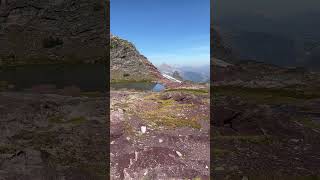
(0, 91, 107, 180)
(110, 88, 210, 179)
(212, 61, 320, 179)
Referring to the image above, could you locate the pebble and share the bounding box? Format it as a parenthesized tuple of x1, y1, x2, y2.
(214, 167, 224, 171)
(176, 151, 183, 157)
(143, 170, 148, 176)
(141, 126, 147, 134)
(289, 139, 299, 143)
(242, 176, 249, 180)
(159, 138, 163, 143)
(230, 165, 239, 171)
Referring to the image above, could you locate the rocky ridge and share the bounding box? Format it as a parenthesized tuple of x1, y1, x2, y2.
(0, 0, 106, 65)
(110, 34, 162, 82)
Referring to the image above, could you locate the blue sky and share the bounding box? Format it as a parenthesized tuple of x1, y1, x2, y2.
(110, 0, 210, 67)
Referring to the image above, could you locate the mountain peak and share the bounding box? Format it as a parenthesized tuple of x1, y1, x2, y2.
(110, 35, 162, 82)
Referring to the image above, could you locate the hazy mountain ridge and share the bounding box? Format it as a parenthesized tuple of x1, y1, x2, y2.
(213, 11, 320, 70)
(157, 63, 209, 83)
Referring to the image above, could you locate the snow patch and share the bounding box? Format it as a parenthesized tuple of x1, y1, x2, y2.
(162, 73, 182, 83)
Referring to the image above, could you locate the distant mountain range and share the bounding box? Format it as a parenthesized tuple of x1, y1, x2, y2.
(213, 11, 320, 71)
(157, 63, 210, 83)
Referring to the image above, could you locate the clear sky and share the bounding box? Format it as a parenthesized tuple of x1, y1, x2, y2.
(110, 0, 210, 67)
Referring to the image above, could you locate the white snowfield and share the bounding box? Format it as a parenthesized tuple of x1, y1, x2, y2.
(212, 58, 233, 67)
(162, 73, 182, 83)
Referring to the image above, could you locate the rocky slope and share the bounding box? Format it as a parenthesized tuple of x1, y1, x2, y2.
(212, 60, 320, 179)
(110, 34, 210, 179)
(110, 34, 162, 82)
(110, 89, 210, 179)
(0, 0, 107, 65)
(0, 92, 108, 179)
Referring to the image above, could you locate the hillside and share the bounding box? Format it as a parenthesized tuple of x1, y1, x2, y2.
(110, 34, 162, 82)
(0, 0, 106, 65)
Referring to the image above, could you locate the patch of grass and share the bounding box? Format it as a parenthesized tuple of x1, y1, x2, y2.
(213, 135, 272, 144)
(68, 116, 87, 125)
(151, 115, 201, 129)
(110, 43, 116, 49)
(77, 163, 107, 179)
(192, 177, 204, 180)
(48, 115, 87, 125)
(249, 175, 320, 180)
(110, 79, 154, 83)
(123, 120, 135, 136)
(294, 117, 320, 130)
(165, 88, 209, 95)
(42, 36, 63, 48)
(48, 115, 64, 123)
(0, 144, 18, 154)
(140, 97, 201, 129)
(81, 91, 104, 97)
(0, 81, 8, 91)
(213, 85, 320, 104)
(212, 148, 233, 156)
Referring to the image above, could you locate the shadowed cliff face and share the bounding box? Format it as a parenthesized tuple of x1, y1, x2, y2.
(0, 0, 107, 65)
(110, 35, 162, 82)
(211, 28, 233, 61)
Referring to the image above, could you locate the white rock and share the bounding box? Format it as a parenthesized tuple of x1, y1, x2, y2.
(205, 165, 209, 169)
(159, 139, 163, 143)
(176, 151, 183, 157)
(141, 126, 147, 134)
(242, 176, 249, 180)
(215, 167, 224, 171)
(143, 170, 148, 176)
(134, 151, 138, 161)
(111, 141, 115, 144)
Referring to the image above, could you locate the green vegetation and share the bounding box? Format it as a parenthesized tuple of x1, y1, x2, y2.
(110, 79, 154, 83)
(213, 135, 273, 144)
(93, 2, 103, 11)
(48, 115, 64, 123)
(0, 81, 8, 91)
(68, 116, 87, 125)
(0, 144, 18, 154)
(42, 36, 63, 48)
(293, 117, 320, 130)
(0, 58, 90, 67)
(110, 43, 116, 49)
(81, 91, 105, 97)
(213, 85, 320, 104)
(139, 95, 201, 129)
(165, 88, 209, 95)
(212, 148, 233, 156)
(48, 116, 87, 125)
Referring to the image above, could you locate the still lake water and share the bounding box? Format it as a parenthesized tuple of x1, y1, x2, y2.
(0, 64, 165, 92)
(110, 82, 165, 92)
(0, 64, 107, 92)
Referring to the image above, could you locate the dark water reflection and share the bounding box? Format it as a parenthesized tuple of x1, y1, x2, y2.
(111, 82, 165, 92)
(0, 64, 107, 92)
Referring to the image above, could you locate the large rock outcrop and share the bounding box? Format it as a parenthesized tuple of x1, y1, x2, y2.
(110, 34, 162, 82)
(0, 0, 107, 65)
